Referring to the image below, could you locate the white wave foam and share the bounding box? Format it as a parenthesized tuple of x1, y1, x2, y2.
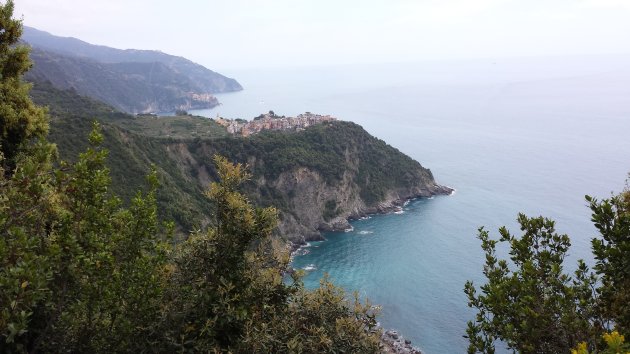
(303, 264, 317, 271)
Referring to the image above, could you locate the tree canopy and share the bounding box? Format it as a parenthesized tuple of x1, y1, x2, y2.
(0, 0, 48, 173)
(588, 190, 630, 335)
(1, 125, 382, 352)
(465, 187, 630, 354)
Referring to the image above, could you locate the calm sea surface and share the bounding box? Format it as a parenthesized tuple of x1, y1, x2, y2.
(191, 56, 630, 353)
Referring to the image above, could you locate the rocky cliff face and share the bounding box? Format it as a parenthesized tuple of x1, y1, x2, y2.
(260, 156, 451, 245)
(164, 121, 452, 245)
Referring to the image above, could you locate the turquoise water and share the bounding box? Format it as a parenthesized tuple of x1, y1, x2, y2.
(191, 56, 630, 353)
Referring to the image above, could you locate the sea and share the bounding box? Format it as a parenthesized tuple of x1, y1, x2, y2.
(190, 54, 630, 353)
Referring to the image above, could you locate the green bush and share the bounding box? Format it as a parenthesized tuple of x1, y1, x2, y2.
(465, 186, 630, 353)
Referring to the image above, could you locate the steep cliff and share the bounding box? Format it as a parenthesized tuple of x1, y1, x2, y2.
(164, 121, 452, 244)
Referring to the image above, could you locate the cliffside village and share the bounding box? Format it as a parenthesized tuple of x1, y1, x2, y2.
(215, 111, 336, 136)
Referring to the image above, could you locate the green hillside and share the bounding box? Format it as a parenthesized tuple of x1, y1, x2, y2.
(31, 81, 213, 232)
(33, 80, 448, 242)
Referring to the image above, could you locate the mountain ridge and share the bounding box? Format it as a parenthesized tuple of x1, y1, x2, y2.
(22, 26, 242, 113)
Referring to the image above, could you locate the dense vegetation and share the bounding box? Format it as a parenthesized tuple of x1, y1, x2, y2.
(30, 81, 212, 232)
(0, 4, 48, 173)
(207, 121, 432, 206)
(108, 112, 229, 140)
(0, 129, 382, 352)
(0, 5, 382, 351)
(465, 189, 630, 353)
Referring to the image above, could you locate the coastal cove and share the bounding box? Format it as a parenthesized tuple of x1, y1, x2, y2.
(190, 56, 630, 353)
(290, 197, 456, 352)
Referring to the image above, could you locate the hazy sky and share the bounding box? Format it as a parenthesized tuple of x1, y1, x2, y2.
(13, 0, 630, 71)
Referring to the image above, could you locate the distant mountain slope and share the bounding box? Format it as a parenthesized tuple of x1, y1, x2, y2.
(25, 48, 221, 113)
(22, 26, 242, 113)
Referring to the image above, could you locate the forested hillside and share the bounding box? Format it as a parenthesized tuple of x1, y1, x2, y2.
(30, 81, 213, 232)
(32, 80, 450, 243)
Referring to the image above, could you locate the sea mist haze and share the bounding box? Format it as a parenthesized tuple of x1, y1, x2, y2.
(191, 55, 630, 353)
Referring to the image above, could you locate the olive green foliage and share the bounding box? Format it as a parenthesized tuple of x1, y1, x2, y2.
(323, 199, 341, 221)
(30, 81, 212, 232)
(111, 113, 229, 140)
(464, 214, 600, 353)
(272, 277, 380, 353)
(0, 0, 48, 172)
(466, 189, 630, 354)
(0, 140, 57, 350)
(161, 155, 285, 350)
(197, 121, 433, 208)
(1, 145, 382, 352)
(159, 155, 381, 353)
(1, 123, 169, 352)
(588, 188, 630, 335)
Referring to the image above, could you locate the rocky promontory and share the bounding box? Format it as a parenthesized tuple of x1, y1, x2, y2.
(270, 164, 452, 245)
(166, 119, 452, 244)
(38, 81, 450, 238)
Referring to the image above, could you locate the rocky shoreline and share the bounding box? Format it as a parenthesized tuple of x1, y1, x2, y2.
(381, 329, 423, 354)
(287, 185, 453, 353)
(289, 185, 454, 252)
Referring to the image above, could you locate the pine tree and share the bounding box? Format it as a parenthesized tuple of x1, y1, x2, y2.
(588, 188, 630, 335)
(0, 0, 48, 174)
(464, 214, 601, 353)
